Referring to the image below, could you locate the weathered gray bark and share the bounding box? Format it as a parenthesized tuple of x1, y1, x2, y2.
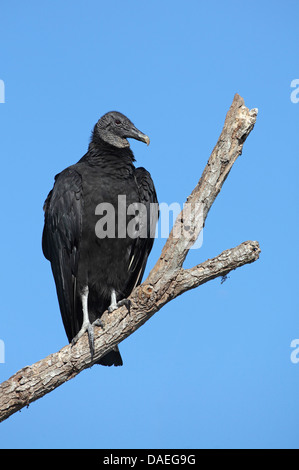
(0, 93, 260, 423)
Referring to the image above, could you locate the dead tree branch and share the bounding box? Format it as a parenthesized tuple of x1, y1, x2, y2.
(0, 93, 260, 423)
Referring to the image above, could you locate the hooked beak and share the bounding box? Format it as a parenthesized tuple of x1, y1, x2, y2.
(126, 126, 150, 146)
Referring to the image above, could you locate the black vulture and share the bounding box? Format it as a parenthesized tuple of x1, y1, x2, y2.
(42, 112, 158, 366)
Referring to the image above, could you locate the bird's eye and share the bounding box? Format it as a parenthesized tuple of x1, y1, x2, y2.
(115, 119, 121, 125)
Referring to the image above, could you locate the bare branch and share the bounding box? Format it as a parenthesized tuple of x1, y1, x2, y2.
(150, 93, 258, 279)
(174, 240, 261, 297)
(0, 94, 260, 423)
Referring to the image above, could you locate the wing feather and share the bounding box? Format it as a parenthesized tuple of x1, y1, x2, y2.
(123, 167, 159, 296)
(42, 167, 83, 341)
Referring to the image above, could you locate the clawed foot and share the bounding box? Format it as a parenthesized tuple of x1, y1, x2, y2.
(108, 298, 131, 314)
(71, 318, 104, 360)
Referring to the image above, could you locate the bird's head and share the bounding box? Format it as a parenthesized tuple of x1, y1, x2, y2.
(95, 111, 150, 149)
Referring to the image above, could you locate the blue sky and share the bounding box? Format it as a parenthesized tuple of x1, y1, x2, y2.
(0, 0, 298, 449)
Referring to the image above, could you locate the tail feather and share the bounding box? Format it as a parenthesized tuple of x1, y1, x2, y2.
(97, 346, 123, 366)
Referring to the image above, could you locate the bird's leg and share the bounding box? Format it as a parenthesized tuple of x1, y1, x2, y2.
(71, 286, 103, 360)
(108, 288, 131, 314)
(108, 289, 118, 311)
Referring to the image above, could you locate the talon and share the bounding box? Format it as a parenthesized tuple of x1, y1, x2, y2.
(108, 304, 116, 313)
(71, 321, 90, 346)
(71, 318, 104, 361)
(93, 318, 104, 328)
(87, 323, 95, 359)
(117, 299, 131, 314)
(108, 298, 131, 314)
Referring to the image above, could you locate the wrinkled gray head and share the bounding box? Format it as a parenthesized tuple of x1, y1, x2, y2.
(95, 111, 150, 148)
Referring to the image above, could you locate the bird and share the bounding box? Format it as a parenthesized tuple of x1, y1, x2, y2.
(42, 111, 158, 366)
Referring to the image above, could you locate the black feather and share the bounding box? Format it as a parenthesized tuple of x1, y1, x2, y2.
(42, 112, 158, 366)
